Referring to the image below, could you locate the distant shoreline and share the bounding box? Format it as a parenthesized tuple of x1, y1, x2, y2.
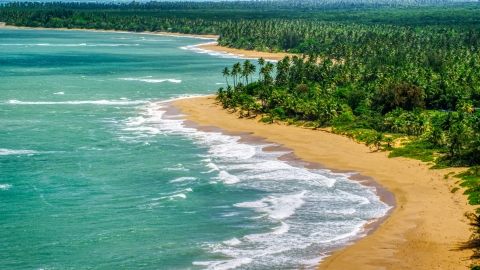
(0, 22, 219, 39)
(0, 22, 294, 61)
(173, 95, 474, 270)
(197, 42, 297, 61)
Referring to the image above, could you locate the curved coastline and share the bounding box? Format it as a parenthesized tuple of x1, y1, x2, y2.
(2, 23, 474, 268)
(173, 95, 474, 269)
(165, 101, 396, 265)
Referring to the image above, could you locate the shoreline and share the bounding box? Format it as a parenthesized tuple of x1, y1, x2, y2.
(197, 42, 297, 61)
(164, 100, 396, 267)
(0, 22, 219, 39)
(0, 23, 294, 61)
(173, 95, 474, 270)
(3, 21, 475, 268)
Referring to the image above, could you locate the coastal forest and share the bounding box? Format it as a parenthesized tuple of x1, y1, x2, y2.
(2, 0, 480, 262)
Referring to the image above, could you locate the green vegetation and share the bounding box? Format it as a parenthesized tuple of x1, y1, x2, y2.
(456, 167, 480, 263)
(1, 1, 480, 34)
(217, 54, 479, 167)
(388, 141, 437, 162)
(2, 0, 480, 266)
(457, 167, 480, 208)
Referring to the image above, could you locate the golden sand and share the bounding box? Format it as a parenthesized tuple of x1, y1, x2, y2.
(197, 42, 297, 61)
(173, 95, 474, 270)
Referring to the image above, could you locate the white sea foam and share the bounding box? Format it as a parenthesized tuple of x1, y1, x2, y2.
(4, 100, 147, 105)
(119, 77, 181, 83)
(121, 100, 391, 269)
(153, 193, 187, 201)
(53, 92, 64, 95)
(208, 139, 255, 160)
(0, 43, 140, 47)
(235, 191, 306, 220)
(192, 258, 253, 270)
(223, 237, 242, 246)
(271, 221, 290, 235)
(217, 171, 240, 184)
(163, 164, 189, 171)
(205, 162, 219, 172)
(228, 160, 336, 187)
(137, 38, 174, 42)
(0, 184, 12, 190)
(336, 190, 371, 205)
(179, 42, 255, 60)
(221, 212, 238, 217)
(179, 42, 278, 62)
(169, 177, 196, 183)
(172, 193, 186, 199)
(325, 208, 357, 215)
(0, 148, 37, 155)
(123, 126, 161, 135)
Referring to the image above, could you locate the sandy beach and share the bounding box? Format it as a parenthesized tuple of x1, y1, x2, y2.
(197, 42, 297, 61)
(173, 95, 475, 269)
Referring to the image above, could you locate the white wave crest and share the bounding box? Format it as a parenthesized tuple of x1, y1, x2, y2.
(153, 193, 187, 201)
(179, 41, 278, 62)
(169, 177, 196, 183)
(121, 100, 390, 269)
(192, 258, 253, 270)
(217, 171, 240, 184)
(336, 190, 371, 205)
(5, 100, 148, 105)
(0, 148, 37, 155)
(206, 162, 219, 173)
(235, 191, 306, 220)
(0, 184, 12, 190)
(172, 193, 186, 199)
(0, 43, 140, 47)
(180, 42, 261, 61)
(119, 77, 181, 83)
(223, 237, 242, 246)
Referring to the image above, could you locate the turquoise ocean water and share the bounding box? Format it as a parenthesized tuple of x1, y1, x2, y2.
(0, 28, 390, 269)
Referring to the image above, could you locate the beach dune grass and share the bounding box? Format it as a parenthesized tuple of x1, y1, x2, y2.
(388, 140, 438, 163)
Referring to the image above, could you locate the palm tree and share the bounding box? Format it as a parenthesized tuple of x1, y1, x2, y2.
(258, 57, 265, 67)
(222, 67, 231, 87)
(232, 62, 242, 88)
(241, 60, 256, 85)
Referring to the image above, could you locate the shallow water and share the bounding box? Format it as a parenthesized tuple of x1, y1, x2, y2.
(0, 28, 390, 269)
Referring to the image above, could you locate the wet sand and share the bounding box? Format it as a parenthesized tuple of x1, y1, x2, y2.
(173, 95, 475, 270)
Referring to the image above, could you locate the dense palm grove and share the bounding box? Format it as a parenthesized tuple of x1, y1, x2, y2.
(215, 6, 480, 169)
(1, 1, 480, 32)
